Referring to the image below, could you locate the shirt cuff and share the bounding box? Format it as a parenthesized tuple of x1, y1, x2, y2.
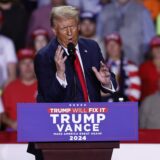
(101, 80, 116, 93)
(56, 73, 68, 88)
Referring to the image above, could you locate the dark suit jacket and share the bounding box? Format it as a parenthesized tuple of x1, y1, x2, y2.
(27, 37, 117, 155)
(34, 38, 117, 103)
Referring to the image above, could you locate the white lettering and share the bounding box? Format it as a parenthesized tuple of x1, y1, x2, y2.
(83, 114, 94, 123)
(61, 114, 70, 123)
(50, 114, 59, 124)
(93, 124, 99, 132)
(57, 124, 64, 132)
(97, 114, 105, 123)
(65, 124, 73, 132)
(72, 114, 81, 123)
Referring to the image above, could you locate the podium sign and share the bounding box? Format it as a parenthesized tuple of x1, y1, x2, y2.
(17, 102, 138, 142)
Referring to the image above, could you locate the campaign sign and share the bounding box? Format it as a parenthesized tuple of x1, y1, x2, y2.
(17, 102, 138, 142)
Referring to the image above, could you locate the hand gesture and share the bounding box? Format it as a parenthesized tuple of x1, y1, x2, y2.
(92, 61, 111, 88)
(54, 45, 67, 80)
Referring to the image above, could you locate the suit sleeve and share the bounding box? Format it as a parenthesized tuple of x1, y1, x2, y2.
(34, 52, 67, 102)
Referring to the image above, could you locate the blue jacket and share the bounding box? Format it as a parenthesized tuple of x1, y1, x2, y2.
(34, 38, 117, 103)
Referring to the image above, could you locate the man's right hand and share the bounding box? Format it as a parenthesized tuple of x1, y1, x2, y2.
(54, 45, 67, 81)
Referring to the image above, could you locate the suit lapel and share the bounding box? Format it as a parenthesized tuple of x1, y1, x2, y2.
(78, 39, 91, 74)
(78, 39, 93, 98)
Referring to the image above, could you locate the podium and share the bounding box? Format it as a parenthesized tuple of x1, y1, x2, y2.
(17, 102, 138, 160)
(34, 142, 119, 160)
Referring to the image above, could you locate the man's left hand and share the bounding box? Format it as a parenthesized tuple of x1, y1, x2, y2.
(92, 61, 112, 88)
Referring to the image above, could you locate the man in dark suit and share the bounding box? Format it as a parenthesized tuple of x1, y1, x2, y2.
(28, 5, 117, 160)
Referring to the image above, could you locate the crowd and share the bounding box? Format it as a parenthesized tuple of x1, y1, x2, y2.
(0, 0, 160, 131)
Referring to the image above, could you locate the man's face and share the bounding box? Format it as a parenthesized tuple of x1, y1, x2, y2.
(52, 18, 79, 47)
(80, 19, 96, 38)
(34, 35, 48, 52)
(19, 58, 35, 81)
(152, 46, 160, 60)
(106, 40, 121, 59)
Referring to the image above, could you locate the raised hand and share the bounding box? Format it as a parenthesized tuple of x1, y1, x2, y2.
(54, 45, 67, 80)
(92, 61, 111, 88)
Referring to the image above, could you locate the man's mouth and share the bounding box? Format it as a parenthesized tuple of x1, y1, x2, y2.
(68, 38, 73, 42)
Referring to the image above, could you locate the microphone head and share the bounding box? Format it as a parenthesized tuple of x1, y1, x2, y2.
(67, 43, 75, 56)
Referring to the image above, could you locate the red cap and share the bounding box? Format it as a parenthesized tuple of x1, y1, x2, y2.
(105, 33, 122, 45)
(150, 36, 160, 48)
(31, 28, 49, 39)
(17, 48, 35, 61)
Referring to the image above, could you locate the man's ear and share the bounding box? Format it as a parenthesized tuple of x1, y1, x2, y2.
(52, 28, 57, 36)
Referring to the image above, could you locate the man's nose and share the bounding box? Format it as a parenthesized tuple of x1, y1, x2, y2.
(67, 27, 72, 36)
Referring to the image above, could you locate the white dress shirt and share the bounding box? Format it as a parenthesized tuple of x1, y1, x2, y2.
(56, 44, 116, 94)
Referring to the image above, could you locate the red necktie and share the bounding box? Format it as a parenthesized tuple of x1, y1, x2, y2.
(74, 52, 89, 102)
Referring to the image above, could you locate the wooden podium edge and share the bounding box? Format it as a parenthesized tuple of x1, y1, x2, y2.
(35, 141, 120, 150)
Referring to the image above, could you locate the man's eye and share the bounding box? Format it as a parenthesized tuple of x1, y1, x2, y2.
(60, 26, 76, 31)
(61, 27, 67, 30)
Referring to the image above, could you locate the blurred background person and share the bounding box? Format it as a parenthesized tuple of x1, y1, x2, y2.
(2, 48, 37, 131)
(66, 0, 103, 15)
(139, 79, 160, 129)
(97, 0, 155, 65)
(26, 0, 66, 47)
(66, 0, 111, 15)
(31, 28, 49, 53)
(0, 11, 17, 90)
(0, 0, 28, 50)
(102, 33, 141, 102)
(139, 36, 160, 101)
(79, 12, 106, 58)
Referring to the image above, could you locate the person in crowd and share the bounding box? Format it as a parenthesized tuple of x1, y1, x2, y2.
(66, 0, 106, 15)
(139, 79, 160, 129)
(2, 48, 37, 130)
(139, 36, 160, 101)
(31, 28, 49, 52)
(27, 6, 117, 159)
(26, 0, 66, 46)
(0, 0, 28, 50)
(79, 12, 106, 58)
(103, 33, 141, 102)
(97, 0, 155, 65)
(0, 11, 17, 89)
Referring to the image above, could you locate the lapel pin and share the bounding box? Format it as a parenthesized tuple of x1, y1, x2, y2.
(84, 50, 88, 53)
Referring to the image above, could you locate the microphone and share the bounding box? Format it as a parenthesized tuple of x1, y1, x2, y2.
(67, 43, 77, 99)
(67, 43, 76, 60)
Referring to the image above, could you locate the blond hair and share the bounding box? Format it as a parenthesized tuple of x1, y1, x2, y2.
(50, 6, 79, 27)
